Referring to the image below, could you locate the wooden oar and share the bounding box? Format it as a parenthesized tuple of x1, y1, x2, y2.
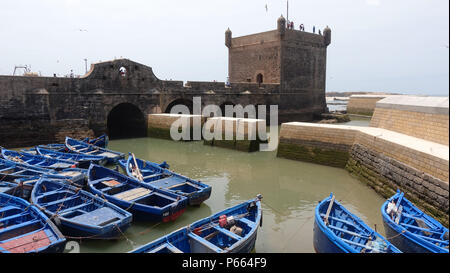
(131, 153, 144, 182)
(324, 194, 335, 226)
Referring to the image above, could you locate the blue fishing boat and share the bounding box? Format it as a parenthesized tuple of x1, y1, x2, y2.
(0, 158, 85, 187)
(83, 134, 109, 148)
(130, 195, 263, 253)
(65, 137, 124, 164)
(2, 178, 37, 200)
(0, 182, 17, 194)
(313, 193, 401, 253)
(87, 164, 188, 222)
(37, 147, 108, 168)
(0, 192, 66, 253)
(31, 178, 132, 239)
(37, 144, 67, 152)
(381, 190, 449, 253)
(1, 148, 78, 170)
(118, 154, 211, 206)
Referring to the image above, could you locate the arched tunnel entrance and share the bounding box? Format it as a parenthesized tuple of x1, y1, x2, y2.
(107, 103, 146, 139)
(165, 99, 194, 114)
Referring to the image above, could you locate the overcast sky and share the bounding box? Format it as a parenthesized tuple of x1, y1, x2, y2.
(1, 0, 448, 95)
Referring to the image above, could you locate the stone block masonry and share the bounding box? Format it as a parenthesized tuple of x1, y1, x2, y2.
(203, 117, 267, 152)
(277, 122, 449, 226)
(346, 95, 390, 116)
(370, 96, 449, 145)
(147, 114, 205, 140)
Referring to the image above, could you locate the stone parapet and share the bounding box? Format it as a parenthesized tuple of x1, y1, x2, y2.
(346, 95, 390, 116)
(276, 122, 449, 225)
(370, 96, 449, 145)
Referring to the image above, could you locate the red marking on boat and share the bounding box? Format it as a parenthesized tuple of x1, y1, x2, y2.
(0, 230, 51, 253)
(162, 208, 186, 222)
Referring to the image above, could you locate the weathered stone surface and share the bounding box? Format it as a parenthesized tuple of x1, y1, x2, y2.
(1, 20, 332, 148)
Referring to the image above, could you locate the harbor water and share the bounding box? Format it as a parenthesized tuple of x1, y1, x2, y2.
(65, 118, 388, 253)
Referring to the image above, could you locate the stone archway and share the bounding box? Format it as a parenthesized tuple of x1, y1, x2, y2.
(164, 98, 194, 114)
(107, 103, 146, 139)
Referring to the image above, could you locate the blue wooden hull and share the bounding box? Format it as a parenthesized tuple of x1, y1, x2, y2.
(31, 178, 133, 239)
(130, 196, 262, 253)
(381, 190, 449, 253)
(87, 164, 188, 222)
(0, 158, 84, 185)
(2, 148, 78, 170)
(313, 217, 346, 253)
(65, 137, 124, 164)
(83, 134, 109, 148)
(314, 193, 401, 253)
(120, 155, 212, 206)
(0, 192, 66, 253)
(37, 147, 108, 168)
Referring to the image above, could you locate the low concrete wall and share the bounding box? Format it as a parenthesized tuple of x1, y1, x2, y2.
(346, 95, 390, 116)
(147, 114, 205, 140)
(370, 96, 449, 146)
(277, 122, 449, 225)
(203, 117, 267, 152)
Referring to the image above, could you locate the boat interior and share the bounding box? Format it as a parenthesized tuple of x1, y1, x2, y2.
(140, 202, 258, 253)
(35, 183, 125, 226)
(319, 200, 391, 253)
(91, 177, 178, 208)
(0, 198, 54, 253)
(393, 196, 449, 250)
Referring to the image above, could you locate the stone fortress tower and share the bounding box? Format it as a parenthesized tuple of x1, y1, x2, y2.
(225, 16, 331, 121)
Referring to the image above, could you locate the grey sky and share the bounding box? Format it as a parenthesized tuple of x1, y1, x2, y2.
(1, 0, 448, 95)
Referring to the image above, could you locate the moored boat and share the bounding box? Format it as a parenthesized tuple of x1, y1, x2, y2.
(83, 134, 109, 148)
(119, 154, 211, 206)
(0, 158, 85, 186)
(0, 192, 66, 253)
(1, 148, 77, 170)
(313, 193, 401, 253)
(130, 195, 263, 253)
(31, 178, 133, 239)
(87, 164, 188, 222)
(37, 146, 108, 168)
(65, 137, 124, 164)
(381, 190, 449, 253)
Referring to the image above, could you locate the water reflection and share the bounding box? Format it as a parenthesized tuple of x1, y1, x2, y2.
(73, 136, 386, 253)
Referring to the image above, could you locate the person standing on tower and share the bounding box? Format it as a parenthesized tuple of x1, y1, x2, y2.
(313, 26, 316, 33)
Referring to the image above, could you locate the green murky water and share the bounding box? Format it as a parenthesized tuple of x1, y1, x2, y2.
(67, 117, 388, 253)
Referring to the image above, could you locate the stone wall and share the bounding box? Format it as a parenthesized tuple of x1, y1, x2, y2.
(276, 122, 449, 226)
(277, 123, 357, 167)
(147, 114, 205, 140)
(370, 96, 449, 145)
(346, 95, 389, 116)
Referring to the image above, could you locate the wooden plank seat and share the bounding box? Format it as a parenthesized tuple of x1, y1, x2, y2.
(214, 226, 242, 240)
(58, 171, 81, 177)
(67, 207, 121, 226)
(0, 229, 52, 253)
(113, 187, 151, 202)
(142, 173, 164, 180)
(97, 152, 117, 157)
(148, 242, 184, 253)
(101, 180, 121, 187)
(238, 217, 255, 227)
